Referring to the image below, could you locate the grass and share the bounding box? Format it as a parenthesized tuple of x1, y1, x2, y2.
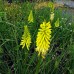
(0, 0, 74, 74)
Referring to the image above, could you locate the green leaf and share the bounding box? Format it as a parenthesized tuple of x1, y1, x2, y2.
(0, 17, 2, 21)
(0, 12, 5, 17)
(0, 47, 3, 54)
(13, 45, 20, 51)
(0, 12, 7, 21)
(54, 60, 59, 68)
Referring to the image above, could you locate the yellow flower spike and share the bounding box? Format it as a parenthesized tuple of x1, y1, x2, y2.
(55, 18, 59, 27)
(36, 21, 52, 58)
(28, 10, 33, 23)
(50, 12, 54, 21)
(20, 25, 31, 50)
(48, 2, 54, 12)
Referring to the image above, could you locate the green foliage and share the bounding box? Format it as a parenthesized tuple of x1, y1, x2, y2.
(0, 1, 74, 74)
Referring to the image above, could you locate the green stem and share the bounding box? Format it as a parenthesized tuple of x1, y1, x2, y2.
(35, 57, 42, 74)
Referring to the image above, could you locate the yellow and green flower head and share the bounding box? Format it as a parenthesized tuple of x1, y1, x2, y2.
(28, 10, 33, 23)
(36, 21, 52, 58)
(50, 12, 54, 21)
(55, 18, 59, 27)
(20, 25, 31, 50)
